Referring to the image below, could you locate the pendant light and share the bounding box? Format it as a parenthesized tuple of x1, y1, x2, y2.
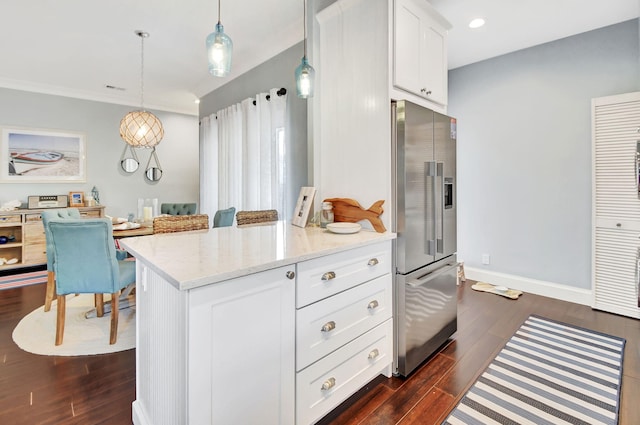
(119, 31, 164, 148)
(206, 0, 233, 77)
(295, 0, 315, 98)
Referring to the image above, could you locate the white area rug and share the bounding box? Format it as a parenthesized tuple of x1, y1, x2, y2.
(12, 294, 135, 356)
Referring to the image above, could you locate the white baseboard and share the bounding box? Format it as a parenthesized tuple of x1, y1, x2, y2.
(465, 267, 592, 306)
(132, 401, 151, 425)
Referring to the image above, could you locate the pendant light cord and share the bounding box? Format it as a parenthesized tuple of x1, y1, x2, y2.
(140, 33, 145, 111)
(218, 0, 222, 24)
(303, 0, 307, 58)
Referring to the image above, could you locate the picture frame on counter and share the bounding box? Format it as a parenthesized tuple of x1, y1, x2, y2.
(292, 186, 316, 228)
(0, 127, 86, 182)
(69, 191, 84, 207)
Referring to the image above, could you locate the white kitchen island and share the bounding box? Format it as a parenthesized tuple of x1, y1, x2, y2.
(121, 221, 395, 425)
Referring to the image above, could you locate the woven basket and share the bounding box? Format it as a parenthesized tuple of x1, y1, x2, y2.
(153, 214, 209, 234)
(235, 210, 278, 226)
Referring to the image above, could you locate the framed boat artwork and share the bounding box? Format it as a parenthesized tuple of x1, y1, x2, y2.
(1, 127, 86, 182)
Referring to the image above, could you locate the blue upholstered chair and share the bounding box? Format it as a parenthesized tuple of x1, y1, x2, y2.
(161, 203, 197, 215)
(42, 209, 127, 312)
(48, 218, 136, 345)
(213, 207, 236, 228)
(42, 208, 81, 312)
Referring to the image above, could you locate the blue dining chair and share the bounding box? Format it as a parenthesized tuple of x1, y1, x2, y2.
(42, 208, 127, 312)
(213, 207, 236, 228)
(48, 218, 136, 345)
(42, 208, 81, 312)
(161, 203, 197, 215)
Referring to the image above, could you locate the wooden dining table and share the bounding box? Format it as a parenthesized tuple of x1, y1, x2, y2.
(112, 225, 154, 238)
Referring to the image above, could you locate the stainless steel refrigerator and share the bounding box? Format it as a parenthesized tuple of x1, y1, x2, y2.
(391, 100, 458, 377)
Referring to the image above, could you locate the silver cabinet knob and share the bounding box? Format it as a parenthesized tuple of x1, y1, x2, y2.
(616, 223, 622, 227)
(368, 349, 379, 360)
(367, 300, 379, 310)
(321, 271, 336, 281)
(286, 270, 295, 280)
(321, 321, 336, 333)
(321, 377, 336, 391)
(367, 258, 379, 266)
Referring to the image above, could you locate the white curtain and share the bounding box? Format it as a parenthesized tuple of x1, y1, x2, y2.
(199, 115, 218, 227)
(200, 88, 288, 224)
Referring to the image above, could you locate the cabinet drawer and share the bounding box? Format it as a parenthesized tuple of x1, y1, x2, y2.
(296, 275, 392, 370)
(23, 244, 47, 264)
(24, 222, 46, 242)
(0, 214, 21, 224)
(25, 213, 42, 222)
(297, 241, 391, 308)
(80, 210, 102, 218)
(296, 319, 393, 425)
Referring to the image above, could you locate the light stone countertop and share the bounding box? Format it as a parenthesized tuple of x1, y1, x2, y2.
(120, 220, 396, 291)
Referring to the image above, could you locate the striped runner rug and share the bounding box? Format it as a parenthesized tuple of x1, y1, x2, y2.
(443, 315, 625, 425)
(0, 270, 47, 290)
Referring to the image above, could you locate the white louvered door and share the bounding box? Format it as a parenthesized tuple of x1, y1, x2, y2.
(592, 91, 640, 318)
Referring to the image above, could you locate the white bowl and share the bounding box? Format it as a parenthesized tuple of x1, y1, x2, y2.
(326, 222, 361, 234)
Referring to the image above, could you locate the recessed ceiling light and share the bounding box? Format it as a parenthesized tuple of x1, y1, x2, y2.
(195, 99, 201, 104)
(469, 18, 485, 29)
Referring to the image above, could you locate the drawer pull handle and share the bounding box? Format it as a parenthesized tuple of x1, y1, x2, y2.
(368, 258, 379, 266)
(321, 377, 336, 391)
(367, 300, 379, 310)
(321, 321, 336, 333)
(286, 270, 295, 280)
(321, 271, 336, 281)
(368, 349, 379, 360)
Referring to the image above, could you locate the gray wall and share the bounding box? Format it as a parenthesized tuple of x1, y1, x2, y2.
(199, 42, 309, 220)
(449, 20, 640, 289)
(0, 88, 199, 218)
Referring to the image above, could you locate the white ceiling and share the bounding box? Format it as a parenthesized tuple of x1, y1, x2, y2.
(0, 0, 637, 116)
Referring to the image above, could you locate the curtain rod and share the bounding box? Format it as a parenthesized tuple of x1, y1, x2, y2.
(201, 88, 288, 123)
(252, 87, 287, 105)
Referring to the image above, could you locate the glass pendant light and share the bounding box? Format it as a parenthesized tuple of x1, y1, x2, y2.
(295, 0, 315, 98)
(120, 31, 164, 148)
(206, 0, 233, 77)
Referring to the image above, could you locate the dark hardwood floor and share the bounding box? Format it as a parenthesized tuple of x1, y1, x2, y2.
(1, 280, 638, 425)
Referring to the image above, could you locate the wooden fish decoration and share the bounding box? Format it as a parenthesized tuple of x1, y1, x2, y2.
(323, 198, 386, 233)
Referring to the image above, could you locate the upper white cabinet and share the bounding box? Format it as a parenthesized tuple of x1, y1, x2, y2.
(312, 0, 451, 222)
(393, 0, 450, 106)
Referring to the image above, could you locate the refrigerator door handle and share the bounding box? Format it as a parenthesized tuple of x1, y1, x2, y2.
(406, 262, 457, 287)
(425, 161, 436, 256)
(436, 162, 444, 254)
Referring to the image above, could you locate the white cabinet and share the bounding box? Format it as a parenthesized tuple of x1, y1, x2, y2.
(592, 91, 640, 319)
(189, 266, 295, 425)
(393, 0, 449, 106)
(296, 320, 393, 425)
(131, 235, 394, 425)
(132, 264, 296, 425)
(295, 241, 393, 425)
(312, 0, 450, 231)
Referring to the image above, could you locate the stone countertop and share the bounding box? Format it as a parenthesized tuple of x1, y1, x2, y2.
(120, 221, 396, 291)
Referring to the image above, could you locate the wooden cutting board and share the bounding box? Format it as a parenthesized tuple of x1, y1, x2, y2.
(323, 198, 386, 233)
